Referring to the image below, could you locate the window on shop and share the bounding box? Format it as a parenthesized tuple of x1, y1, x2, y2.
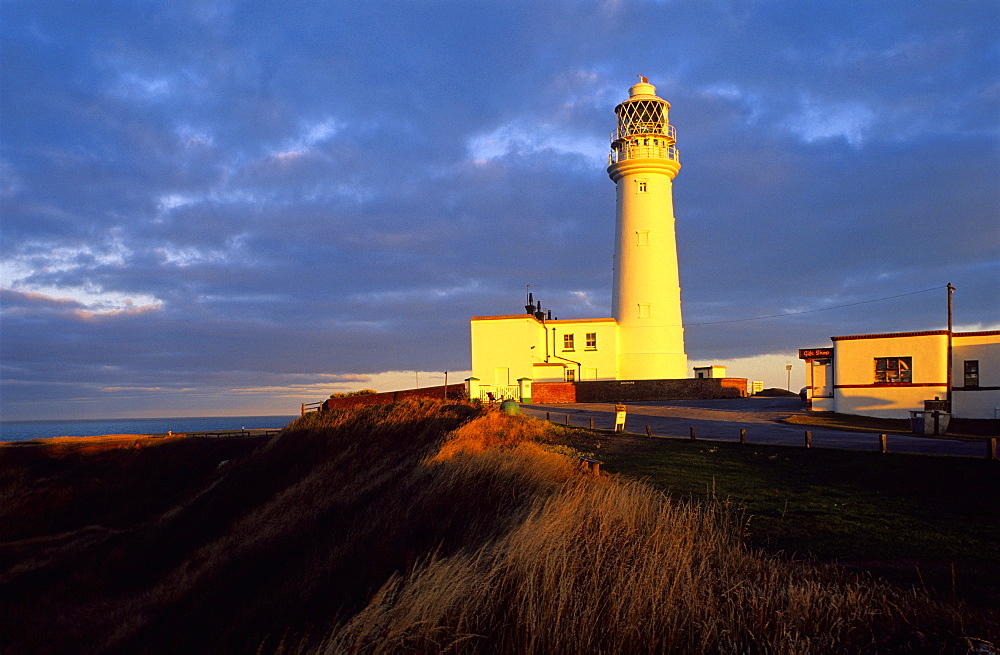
(964, 360, 979, 387)
(874, 357, 911, 384)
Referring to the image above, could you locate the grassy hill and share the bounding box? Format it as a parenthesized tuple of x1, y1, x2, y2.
(1, 399, 996, 653)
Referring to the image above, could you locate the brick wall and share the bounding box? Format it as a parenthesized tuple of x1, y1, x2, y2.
(526, 378, 747, 404)
(718, 378, 749, 396)
(575, 378, 747, 402)
(532, 382, 577, 403)
(320, 384, 467, 411)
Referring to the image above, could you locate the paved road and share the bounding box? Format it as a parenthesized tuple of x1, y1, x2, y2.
(520, 397, 993, 458)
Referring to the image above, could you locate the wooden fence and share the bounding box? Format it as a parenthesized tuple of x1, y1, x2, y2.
(538, 412, 999, 460)
(182, 429, 282, 438)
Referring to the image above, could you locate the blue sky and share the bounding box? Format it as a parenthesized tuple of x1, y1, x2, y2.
(2, 0, 998, 420)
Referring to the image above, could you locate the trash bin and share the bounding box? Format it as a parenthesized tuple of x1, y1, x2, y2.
(909, 410, 950, 435)
(927, 411, 950, 435)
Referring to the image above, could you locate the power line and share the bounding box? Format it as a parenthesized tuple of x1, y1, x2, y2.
(688, 285, 945, 326)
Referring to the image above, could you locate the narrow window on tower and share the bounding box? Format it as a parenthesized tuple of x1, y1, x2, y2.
(563, 334, 575, 351)
(637, 181, 648, 193)
(638, 303, 652, 318)
(585, 333, 597, 350)
(636, 230, 650, 246)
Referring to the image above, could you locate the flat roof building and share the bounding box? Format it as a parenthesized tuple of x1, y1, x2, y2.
(800, 329, 1000, 420)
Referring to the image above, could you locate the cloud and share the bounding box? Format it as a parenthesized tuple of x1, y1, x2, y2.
(468, 121, 606, 166)
(1, 0, 997, 419)
(784, 95, 875, 147)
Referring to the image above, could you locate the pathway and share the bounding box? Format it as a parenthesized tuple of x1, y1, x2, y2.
(519, 397, 991, 458)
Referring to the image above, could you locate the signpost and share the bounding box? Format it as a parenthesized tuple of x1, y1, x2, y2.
(614, 404, 627, 432)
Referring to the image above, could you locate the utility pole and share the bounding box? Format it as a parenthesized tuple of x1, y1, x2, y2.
(947, 283, 955, 410)
(786, 364, 793, 391)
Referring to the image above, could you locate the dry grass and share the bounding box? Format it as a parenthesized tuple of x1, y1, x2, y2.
(2, 400, 995, 654)
(308, 407, 995, 655)
(315, 476, 987, 654)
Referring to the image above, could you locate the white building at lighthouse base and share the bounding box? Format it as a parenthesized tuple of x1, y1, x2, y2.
(470, 315, 618, 397)
(468, 313, 746, 403)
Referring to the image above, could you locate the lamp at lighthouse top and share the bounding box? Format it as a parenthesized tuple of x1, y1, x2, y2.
(609, 76, 679, 166)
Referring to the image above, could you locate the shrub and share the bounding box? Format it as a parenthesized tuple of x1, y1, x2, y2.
(329, 388, 378, 399)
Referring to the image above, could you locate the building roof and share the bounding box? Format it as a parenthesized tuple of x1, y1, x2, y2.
(546, 317, 616, 324)
(470, 314, 616, 324)
(830, 329, 1000, 341)
(954, 330, 1000, 338)
(470, 314, 543, 322)
(831, 330, 948, 341)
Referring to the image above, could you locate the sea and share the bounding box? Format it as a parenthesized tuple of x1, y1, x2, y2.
(0, 415, 298, 442)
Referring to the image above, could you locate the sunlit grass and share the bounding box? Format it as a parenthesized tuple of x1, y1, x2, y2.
(304, 404, 995, 653)
(547, 426, 1000, 608)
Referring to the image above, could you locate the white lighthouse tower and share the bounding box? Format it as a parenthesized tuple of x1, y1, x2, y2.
(608, 76, 688, 380)
(469, 77, 708, 401)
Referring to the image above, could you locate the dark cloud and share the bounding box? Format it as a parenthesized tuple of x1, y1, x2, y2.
(2, 1, 997, 419)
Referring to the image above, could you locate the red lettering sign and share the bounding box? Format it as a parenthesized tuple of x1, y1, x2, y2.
(798, 348, 833, 359)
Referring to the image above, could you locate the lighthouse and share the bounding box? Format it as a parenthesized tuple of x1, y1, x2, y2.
(468, 77, 717, 403)
(608, 76, 687, 380)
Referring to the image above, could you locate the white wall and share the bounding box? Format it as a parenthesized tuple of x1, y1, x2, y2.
(547, 319, 619, 381)
(470, 315, 620, 389)
(832, 332, 948, 419)
(952, 332, 1000, 419)
(470, 316, 547, 391)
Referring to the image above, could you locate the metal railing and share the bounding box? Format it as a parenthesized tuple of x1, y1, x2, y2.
(609, 144, 680, 165)
(610, 123, 676, 143)
(479, 386, 521, 403)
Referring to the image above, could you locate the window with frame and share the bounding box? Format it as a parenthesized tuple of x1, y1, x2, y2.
(964, 360, 980, 387)
(563, 334, 574, 351)
(874, 357, 911, 384)
(565, 369, 575, 382)
(636, 230, 650, 246)
(585, 332, 597, 350)
(637, 181, 648, 193)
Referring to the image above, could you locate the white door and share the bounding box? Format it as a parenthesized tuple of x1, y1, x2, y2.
(812, 360, 832, 397)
